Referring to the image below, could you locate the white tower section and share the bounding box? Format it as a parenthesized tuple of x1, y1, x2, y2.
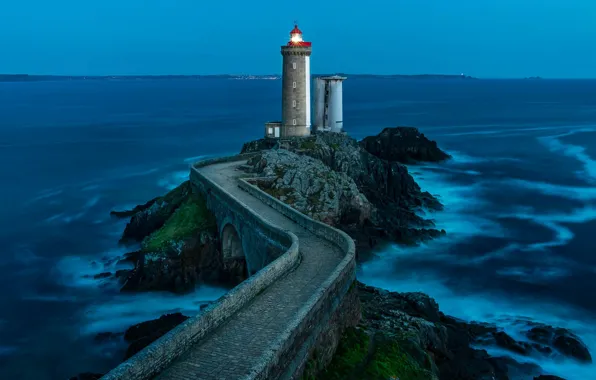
(314, 75, 347, 133)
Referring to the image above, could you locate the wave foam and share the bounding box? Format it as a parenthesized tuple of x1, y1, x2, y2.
(79, 286, 228, 335)
(539, 128, 596, 183)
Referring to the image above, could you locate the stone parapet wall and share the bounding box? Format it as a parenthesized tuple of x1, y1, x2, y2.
(101, 154, 300, 380)
(238, 178, 357, 379)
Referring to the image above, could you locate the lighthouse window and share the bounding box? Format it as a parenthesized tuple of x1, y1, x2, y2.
(292, 100, 296, 107)
(293, 81, 296, 88)
(292, 63, 296, 69)
(293, 119, 296, 125)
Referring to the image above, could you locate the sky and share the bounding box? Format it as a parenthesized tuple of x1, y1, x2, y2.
(1, 0, 595, 78)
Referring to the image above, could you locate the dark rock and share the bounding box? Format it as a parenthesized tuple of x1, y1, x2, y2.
(492, 331, 532, 355)
(534, 375, 567, 380)
(124, 313, 189, 359)
(114, 269, 131, 283)
(117, 181, 192, 243)
(110, 198, 157, 218)
(94, 331, 122, 343)
(240, 138, 278, 154)
(360, 127, 451, 163)
(69, 373, 104, 380)
(116, 187, 247, 294)
(93, 272, 112, 279)
(527, 324, 592, 363)
(121, 232, 246, 294)
(239, 132, 444, 249)
(244, 149, 372, 227)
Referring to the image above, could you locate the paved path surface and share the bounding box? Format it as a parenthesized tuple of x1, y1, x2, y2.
(155, 159, 344, 380)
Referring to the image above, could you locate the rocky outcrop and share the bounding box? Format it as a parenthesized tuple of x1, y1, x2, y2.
(123, 313, 189, 359)
(360, 127, 451, 163)
(72, 313, 191, 380)
(240, 138, 277, 154)
(526, 323, 592, 363)
(310, 283, 584, 380)
(241, 132, 444, 249)
(112, 182, 247, 294)
(69, 373, 103, 380)
(244, 149, 372, 227)
(111, 181, 192, 242)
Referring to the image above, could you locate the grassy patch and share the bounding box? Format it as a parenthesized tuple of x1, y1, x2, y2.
(316, 327, 370, 380)
(330, 143, 340, 151)
(141, 193, 216, 253)
(364, 339, 432, 380)
(310, 327, 434, 380)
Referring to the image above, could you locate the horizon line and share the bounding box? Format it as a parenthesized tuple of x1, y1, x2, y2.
(1, 73, 595, 80)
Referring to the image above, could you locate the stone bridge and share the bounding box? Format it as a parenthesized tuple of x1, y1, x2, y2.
(102, 153, 358, 380)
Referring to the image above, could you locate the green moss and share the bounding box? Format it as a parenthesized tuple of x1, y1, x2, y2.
(141, 193, 216, 253)
(364, 339, 432, 380)
(317, 327, 370, 380)
(330, 143, 340, 151)
(310, 327, 434, 380)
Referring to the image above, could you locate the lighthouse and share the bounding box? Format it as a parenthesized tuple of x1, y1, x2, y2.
(314, 75, 347, 133)
(264, 24, 312, 139)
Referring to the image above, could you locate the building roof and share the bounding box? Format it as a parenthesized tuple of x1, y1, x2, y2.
(319, 75, 347, 81)
(287, 24, 311, 47)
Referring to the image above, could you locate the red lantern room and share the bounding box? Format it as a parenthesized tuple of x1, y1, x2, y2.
(288, 24, 312, 47)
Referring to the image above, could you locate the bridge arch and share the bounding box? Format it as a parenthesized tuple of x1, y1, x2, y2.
(221, 223, 244, 260)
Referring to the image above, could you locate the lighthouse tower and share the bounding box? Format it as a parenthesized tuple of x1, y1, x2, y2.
(263, 24, 313, 139)
(314, 75, 347, 133)
(280, 25, 312, 137)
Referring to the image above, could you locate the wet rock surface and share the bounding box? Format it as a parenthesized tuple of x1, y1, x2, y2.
(526, 323, 592, 363)
(71, 313, 190, 379)
(112, 181, 192, 243)
(244, 149, 373, 227)
(110, 182, 247, 294)
(312, 283, 581, 380)
(360, 126, 451, 163)
(124, 313, 189, 359)
(241, 130, 446, 252)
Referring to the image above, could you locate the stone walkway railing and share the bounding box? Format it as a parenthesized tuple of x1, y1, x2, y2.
(101, 153, 356, 380)
(102, 155, 299, 380)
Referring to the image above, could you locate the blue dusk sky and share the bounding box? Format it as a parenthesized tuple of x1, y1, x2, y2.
(1, 0, 595, 78)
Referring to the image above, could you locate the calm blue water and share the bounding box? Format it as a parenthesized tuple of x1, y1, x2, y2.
(1, 78, 596, 379)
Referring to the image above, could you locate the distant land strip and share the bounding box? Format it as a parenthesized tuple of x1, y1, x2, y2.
(0, 74, 477, 82)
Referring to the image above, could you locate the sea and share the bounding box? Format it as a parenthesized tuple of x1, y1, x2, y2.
(1, 77, 595, 379)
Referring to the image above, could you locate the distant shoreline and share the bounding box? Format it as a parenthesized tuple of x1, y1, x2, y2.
(0, 73, 477, 82)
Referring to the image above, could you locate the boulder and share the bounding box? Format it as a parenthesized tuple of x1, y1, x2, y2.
(239, 132, 444, 248)
(124, 313, 189, 359)
(316, 283, 543, 380)
(244, 149, 372, 227)
(360, 127, 451, 163)
(117, 184, 247, 294)
(113, 181, 192, 243)
(526, 324, 592, 363)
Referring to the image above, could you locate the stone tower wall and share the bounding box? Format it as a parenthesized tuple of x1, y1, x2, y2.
(281, 46, 311, 138)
